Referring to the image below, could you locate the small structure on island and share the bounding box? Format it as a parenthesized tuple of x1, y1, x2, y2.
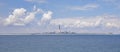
(58, 25, 61, 33)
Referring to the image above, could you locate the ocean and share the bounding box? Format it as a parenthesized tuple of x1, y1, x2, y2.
(0, 35, 120, 52)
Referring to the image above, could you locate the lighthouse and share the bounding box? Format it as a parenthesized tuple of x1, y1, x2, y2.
(58, 25, 61, 33)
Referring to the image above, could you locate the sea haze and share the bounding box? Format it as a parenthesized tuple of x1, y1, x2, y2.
(0, 35, 120, 52)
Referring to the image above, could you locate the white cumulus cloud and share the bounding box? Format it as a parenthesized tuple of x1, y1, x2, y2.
(3, 6, 45, 26)
(4, 8, 26, 26)
(24, 8, 41, 24)
(38, 11, 53, 25)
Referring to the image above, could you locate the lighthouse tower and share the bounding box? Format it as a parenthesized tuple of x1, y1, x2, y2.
(58, 25, 61, 33)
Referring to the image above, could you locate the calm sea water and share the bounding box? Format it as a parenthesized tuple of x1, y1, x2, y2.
(0, 35, 120, 52)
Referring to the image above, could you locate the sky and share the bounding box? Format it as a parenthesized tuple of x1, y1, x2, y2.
(0, 0, 120, 34)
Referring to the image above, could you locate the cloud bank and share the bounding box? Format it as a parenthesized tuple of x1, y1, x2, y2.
(50, 15, 120, 28)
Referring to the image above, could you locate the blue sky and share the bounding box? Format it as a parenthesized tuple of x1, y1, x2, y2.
(0, 0, 120, 34)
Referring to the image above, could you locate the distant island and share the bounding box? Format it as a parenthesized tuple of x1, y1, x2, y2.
(0, 25, 118, 35)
